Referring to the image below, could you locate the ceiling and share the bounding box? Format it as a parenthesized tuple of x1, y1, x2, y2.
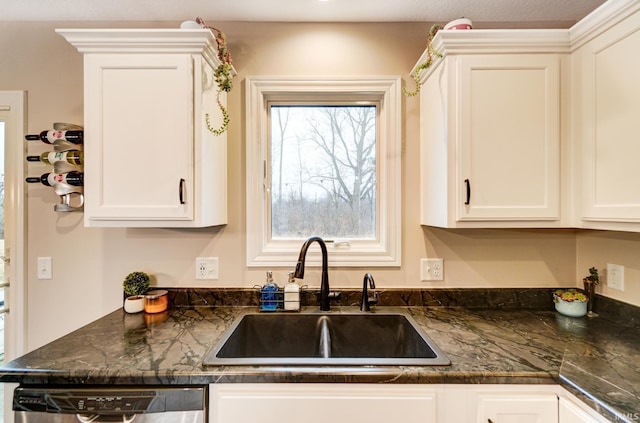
(1, 0, 607, 27)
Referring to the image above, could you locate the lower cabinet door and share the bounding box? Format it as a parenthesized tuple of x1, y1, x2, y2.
(477, 393, 559, 423)
(559, 397, 608, 423)
(210, 384, 439, 423)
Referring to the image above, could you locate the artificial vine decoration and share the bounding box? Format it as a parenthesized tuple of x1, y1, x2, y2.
(403, 24, 443, 97)
(196, 17, 234, 136)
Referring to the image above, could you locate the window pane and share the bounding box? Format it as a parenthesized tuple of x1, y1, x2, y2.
(270, 105, 377, 239)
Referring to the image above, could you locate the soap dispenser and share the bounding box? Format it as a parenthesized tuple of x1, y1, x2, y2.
(284, 271, 300, 311)
(260, 271, 279, 311)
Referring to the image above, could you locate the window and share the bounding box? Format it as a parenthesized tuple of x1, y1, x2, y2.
(270, 104, 377, 239)
(246, 77, 401, 267)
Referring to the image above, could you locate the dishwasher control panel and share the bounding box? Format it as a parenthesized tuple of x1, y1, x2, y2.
(76, 395, 152, 412)
(57, 393, 158, 413)
(15, 390, 159, 413)
(13, 387, 205, 414)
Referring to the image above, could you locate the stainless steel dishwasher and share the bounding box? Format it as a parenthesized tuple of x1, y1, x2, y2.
(13, 386, 206, 422)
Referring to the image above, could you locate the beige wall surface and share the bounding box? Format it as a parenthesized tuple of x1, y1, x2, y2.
(0, 21, 637, 351)
(576, 230, 640, 306)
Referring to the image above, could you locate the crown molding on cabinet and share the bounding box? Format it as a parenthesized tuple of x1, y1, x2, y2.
(411, 0, 640, 78)
(569, 0, 640, 50)
(429, 29, 571, 56)
(413, 29, 570, 83)
(55, 28, 234, 73)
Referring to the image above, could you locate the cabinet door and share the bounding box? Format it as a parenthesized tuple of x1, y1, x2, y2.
(558, 397, 608, 423)
(457, 54, 561, 222)
(84, 53, 193, 223)
(477, 393, 558, 423)
(576, 10, 640, 227)
(210, 384, 438, 423)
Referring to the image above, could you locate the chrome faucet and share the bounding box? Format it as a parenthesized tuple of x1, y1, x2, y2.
(294, 236, 339, 311)
(359, 273, 378, 312)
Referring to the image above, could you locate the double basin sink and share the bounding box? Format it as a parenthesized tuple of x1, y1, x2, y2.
(203, 310, 450, 366)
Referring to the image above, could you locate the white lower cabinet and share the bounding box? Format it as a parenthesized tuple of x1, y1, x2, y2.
(209, 384, 440, 423)
(447, 385, 560, 423)
(476, 392, 558, 423)
(559, 396, 610, 423)
(209, 384, 610, 423)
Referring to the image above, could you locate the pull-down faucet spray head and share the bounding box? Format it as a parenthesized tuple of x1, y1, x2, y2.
(294, 236, 331, 311)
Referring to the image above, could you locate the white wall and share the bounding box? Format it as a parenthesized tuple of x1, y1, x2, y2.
(0, 20, 635, 351)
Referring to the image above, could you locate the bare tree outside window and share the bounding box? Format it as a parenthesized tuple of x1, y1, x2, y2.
(270, 105, 377, 239)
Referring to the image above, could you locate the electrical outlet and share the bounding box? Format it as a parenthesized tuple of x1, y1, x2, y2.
(421, 258, 443, 281)
(607, 263, 624, 291)
(37, 257, 52, 280)
(195, 257, 219, 280)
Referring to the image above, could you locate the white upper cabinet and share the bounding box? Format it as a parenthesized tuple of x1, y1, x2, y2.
(56, 29, 231, 227)
(571, 1, 640, 232)
(416, 30, 568, 228)
(414, 0, 640, 233)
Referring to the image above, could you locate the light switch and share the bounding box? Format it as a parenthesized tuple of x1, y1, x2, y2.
(37, 257, 52, 280)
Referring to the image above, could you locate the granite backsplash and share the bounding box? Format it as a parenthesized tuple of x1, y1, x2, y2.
(166, 287, 640, 329)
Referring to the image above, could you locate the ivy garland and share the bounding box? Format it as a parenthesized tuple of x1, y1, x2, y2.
(403, 24, 443, 97)
(196, 17, 234, 136)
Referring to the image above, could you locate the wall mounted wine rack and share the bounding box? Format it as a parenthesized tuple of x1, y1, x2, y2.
(25, 123, 84, 212)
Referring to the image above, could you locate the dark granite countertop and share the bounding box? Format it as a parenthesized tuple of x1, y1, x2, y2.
(0, 294, 638, 421)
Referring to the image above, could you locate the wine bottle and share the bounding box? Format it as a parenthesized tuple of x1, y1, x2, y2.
(26, 150, 84, 165)
(25, 171, 84, 187)
(25, 129, 83, 144)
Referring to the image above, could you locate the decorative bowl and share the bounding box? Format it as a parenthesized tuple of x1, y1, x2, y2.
(554, 297, 587, 317)
(444, 18, 473, 31)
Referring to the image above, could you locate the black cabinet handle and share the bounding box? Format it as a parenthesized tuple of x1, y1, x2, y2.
(488, 419, 494, 423)
(179, 178, 186, 204)
(464, 179, 471, 205)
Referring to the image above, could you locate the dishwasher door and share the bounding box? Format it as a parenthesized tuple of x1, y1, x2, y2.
(13, 386, 206, 423)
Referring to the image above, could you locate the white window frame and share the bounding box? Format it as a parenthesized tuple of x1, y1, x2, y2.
(246, 76, 401, 267)
(0, 91, 27, 362)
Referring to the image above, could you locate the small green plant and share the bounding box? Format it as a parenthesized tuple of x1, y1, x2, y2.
(123, 271, 150, 297)
(196, 17, 234, 136)
(554, 289, 588, 303)
(403, 24, 443, 97)
(583, 267, 599, 285)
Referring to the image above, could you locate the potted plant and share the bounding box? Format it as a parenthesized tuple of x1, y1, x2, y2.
(403, 24, 443, 97)
(403, 18, 474, 97)
(553, 288, 588, 317)
(583, 266, 599, 285)
(195, 17, 234, 136)
(123, 271, 151, 314)
(582, 266, 599, 316)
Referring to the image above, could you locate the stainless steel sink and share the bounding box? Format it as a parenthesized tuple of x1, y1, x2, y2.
(202, 311, 451, 366)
